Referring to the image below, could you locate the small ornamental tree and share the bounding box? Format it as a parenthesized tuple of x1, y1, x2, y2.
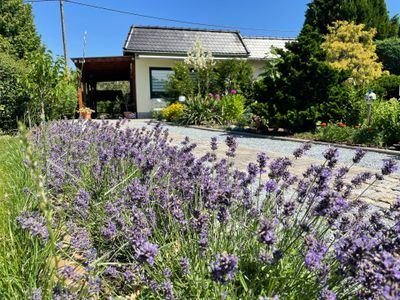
(184, 39, 215, 96)
(321, 21, 384, 86)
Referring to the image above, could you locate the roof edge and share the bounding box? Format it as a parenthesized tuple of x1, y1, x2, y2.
(243, 36, 296, 40)
(129, 25, 241, 34)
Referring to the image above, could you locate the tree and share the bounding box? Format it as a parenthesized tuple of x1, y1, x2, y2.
(304, 0, 399, 40)
(376, 38, 400, 75)
(321, 21, 384, 86)
(0, 51, 26, 131)
(257, 26, 349, 131)
(0, 0, 42, 59)
(23, 50, 77, 123)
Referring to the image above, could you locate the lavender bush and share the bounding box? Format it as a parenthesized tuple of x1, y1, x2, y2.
(18, 120, 399, 299)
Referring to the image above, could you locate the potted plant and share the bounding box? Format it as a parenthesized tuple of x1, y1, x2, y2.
(119, 95, 135, 119)
(78, 106, 95, 120)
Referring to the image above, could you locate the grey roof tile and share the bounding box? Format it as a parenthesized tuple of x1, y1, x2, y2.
(242, 37, 295, 60)
(124, 26, 249, 57)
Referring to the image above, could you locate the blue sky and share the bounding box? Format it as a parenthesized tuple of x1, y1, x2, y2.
(30, 0, 400, 62)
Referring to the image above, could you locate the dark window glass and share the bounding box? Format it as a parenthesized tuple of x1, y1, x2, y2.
(150, 68, 174, 98)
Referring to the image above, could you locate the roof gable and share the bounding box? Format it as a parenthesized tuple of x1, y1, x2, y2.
(124, 26, 249, 57)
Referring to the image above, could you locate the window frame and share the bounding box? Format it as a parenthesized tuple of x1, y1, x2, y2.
(149, 67, 174, 99)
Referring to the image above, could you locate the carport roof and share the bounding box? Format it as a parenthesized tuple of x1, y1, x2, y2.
(71, 56, 133, 82)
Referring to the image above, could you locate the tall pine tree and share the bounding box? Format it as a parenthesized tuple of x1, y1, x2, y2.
(304, 0, 399, 40)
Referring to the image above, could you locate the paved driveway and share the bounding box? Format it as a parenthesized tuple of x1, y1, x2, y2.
(111, 119, 400, 207)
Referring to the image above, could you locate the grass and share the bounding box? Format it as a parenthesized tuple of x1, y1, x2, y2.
(0, 135, 53, 299)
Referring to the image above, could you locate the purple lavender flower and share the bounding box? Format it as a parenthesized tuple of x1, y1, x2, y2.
(210, 253, 238, 284)
(74, 188, 90, 210)
(257, 152, 269, 173)
(381, 159, 398, 176)
(225, 136, 237, 158)
(179, 257, 190, 275)
(351, 172, 372, 187)
(293, 142, 311, 159)
(210, 137, 218, 151)
(320, 288, 336, 300)
(353, 148, 367, 164)
(101, 219, 117, 240)
(60, 265, 81, 282)
(31, 288, 42, 300)
(16, 212, 49, 241)
(161, 280, 175, 300)
(259, 219, 276, 246)
(304, 235, 327, 270)
(163, 268, 172, 278)
(104, 266, 119, 279)
(323, 147, 339, 168)
(135, 240, 158, 266)
(265, 180, 277, 193)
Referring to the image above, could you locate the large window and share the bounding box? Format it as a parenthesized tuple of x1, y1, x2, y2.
(150, 68, 174, 98)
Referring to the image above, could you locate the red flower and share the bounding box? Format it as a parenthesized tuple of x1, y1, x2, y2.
(321, 122, 327, 127)
(339, 123, 346, 127)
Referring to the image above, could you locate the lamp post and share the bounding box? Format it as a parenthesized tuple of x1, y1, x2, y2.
(364, 89, 376, 126)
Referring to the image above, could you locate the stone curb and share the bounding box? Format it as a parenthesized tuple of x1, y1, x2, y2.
(152, 120, 400, 157)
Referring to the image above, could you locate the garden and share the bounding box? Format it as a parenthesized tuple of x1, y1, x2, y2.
(1, 0, 400, 299)
(158, 2, 400, 149)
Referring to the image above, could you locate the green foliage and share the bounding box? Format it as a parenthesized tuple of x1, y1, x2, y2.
(213, 59, 254, 96)
(303, 0, 399, 40)
(216, 94, 246, 125)
(23, 50, 77, 123)
(371, 98, 400, 145)
(0, 51, 26, 132)
(0, 0, 42, 59)
(166, 62, 196, 99)
(376, 38, 400, 75)
(162, 102, 184, 122)
(179, 96, 222, 125)
(167, 46, 254, 99)
(372, 74, 400, 99)
(307, 123, 378, 145)
(96, 100, 121, 118)
(256, 26, 349, 131)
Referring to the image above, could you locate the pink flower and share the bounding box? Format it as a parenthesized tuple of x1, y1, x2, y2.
(230, 89, 237, 95)
(214, 94, 220, 100)
(208, 93, 214, 98)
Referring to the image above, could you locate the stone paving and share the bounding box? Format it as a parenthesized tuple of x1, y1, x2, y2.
(112, 119, 400, 208)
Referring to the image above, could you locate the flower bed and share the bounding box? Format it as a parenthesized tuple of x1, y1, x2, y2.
(17, 120, 399, 299)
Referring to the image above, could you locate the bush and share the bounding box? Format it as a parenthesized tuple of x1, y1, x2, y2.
(178, 95, 222, 125)
(372, 74, 400, 100)
(217, 94, 246, 124)
(376, 37, 400, 75)
(214, 59, 254, 96)
(371, 98, 400, 145)
(162, 102, 184, 122)
(166, 62, 196, 99)
(15, 120, 400, 299)
(312, 123, 377, 145)
(0, 52, 26, 132)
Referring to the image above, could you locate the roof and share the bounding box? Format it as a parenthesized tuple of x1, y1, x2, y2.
(242, 37, 295, 60)
(71, 56, 133, 82)
(123, 25, 249, 57)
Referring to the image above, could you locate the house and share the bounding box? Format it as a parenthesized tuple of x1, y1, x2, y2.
(72, 26, 294, 118)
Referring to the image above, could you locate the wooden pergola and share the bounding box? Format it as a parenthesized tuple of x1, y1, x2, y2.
(72, 56, 136, 118)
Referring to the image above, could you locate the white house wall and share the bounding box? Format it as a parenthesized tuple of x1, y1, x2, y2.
(135, 57, 180, 118)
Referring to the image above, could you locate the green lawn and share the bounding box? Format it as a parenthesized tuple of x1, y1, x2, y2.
(0, 136, 52, 299)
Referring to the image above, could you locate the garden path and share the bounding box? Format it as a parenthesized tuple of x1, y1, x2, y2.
(111, 119, 400, 208)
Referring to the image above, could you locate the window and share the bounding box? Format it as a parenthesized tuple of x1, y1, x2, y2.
(150, 68, 174, 98)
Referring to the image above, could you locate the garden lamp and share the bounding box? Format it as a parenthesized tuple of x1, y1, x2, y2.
(364, 89, 376, 126)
